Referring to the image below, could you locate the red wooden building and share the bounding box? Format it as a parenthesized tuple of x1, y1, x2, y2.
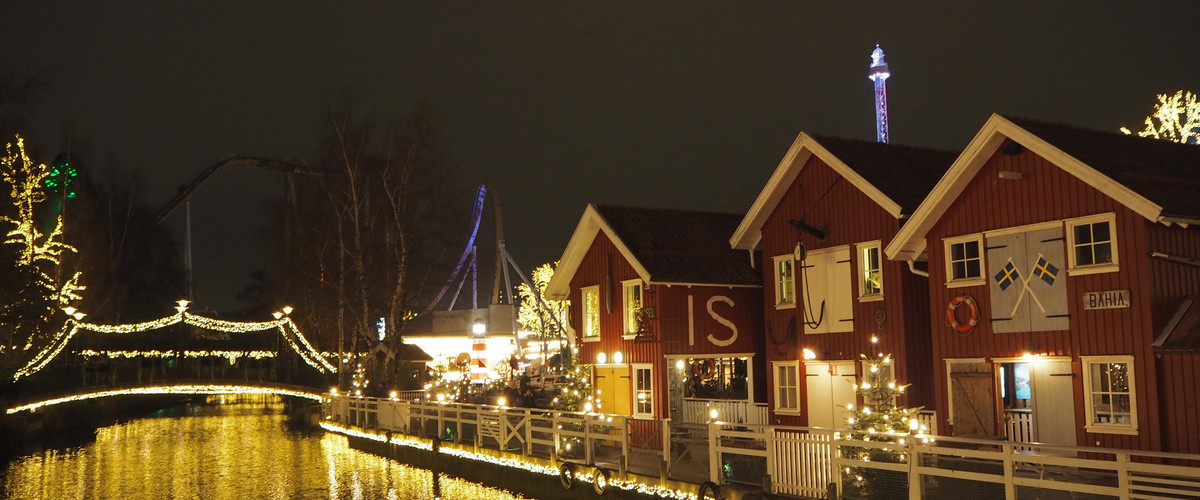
(545, 204, 764, 422)
(730, 132, 956, 428)
(887, 114, 1200, 453)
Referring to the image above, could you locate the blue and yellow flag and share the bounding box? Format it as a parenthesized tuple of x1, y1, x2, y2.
(1032, 257, 1058, 285)
(994, 262, 1019, 291)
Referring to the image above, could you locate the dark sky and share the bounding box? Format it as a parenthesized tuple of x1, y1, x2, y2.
(4, 2, 1198, 312)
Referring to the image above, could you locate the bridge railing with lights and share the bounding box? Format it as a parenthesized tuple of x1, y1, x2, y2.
(8, 301, 336, 407)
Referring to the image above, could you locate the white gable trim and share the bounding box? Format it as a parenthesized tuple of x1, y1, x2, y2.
(544, 204, 651, 300)
(730, 133, 904, 250)
(886, 114, 1165, 263)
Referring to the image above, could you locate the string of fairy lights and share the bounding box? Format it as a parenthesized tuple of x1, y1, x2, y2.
(12, 300, 336, 381)
(6, 384, 324, 414)
(319, 420, 699, 500)
(78, 350, 277, 362)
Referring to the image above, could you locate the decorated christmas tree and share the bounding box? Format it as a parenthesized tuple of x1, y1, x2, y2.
(545, 355, 598, 458)
(548, 359, 597, 413)
(841, 353, 928, 499)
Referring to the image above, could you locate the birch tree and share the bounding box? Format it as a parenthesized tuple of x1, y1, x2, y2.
(1121, 90, 1200, 144)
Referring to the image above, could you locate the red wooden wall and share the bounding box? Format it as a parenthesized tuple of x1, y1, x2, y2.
(757, 155, 935, 426)
(922, 139, 1175, 451)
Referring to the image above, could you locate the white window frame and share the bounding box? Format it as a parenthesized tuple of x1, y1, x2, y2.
(633, 363, 654, 418)
(581, 285, 600, 342)
(1081, 355, 1138, 435)
(856, 240, 883, 301)
(622, 279, 643, 338)
(772, 361, 801, 415)
(1066, 213, 1119, 276)
(773, 255, 796, 309)
(943, 234, 986, 288)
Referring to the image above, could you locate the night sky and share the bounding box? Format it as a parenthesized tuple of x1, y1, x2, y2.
(4, 2, 1198, 312)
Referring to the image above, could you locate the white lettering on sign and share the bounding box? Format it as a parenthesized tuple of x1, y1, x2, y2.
(1083, 290, 1130, 310)
(706, 296, 738, 347)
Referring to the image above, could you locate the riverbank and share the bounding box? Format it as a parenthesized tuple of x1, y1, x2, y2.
(321, 421, 764, 500)
(0, 393, 319, 462)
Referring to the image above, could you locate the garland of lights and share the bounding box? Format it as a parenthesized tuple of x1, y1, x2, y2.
(78, 349, 277, 362)
(6, 384, 324, 414)
(319, 420, 699, 500)
(12, 306, 336, 381)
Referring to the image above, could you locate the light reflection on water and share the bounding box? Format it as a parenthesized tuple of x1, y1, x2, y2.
(2, 397, 527, 500)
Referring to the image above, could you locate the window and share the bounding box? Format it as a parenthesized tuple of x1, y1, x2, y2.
(857, 241, 883, 300)
(1067, 213, 1118, 274)
(581, 286, 600, 341)
(634, 364, 653, 417)
(1082, 356, 1137, 434)
(944, 235, 985, 286)
(773, 255, 796, 308)
(622, 279, 643, 336)
(773, 361, 800, 414)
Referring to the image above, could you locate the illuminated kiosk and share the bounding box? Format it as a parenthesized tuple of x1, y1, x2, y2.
(399, 304, 516, 384)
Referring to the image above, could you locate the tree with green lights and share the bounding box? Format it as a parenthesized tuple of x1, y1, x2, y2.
(0, 135, 83, 375)
(840, 353, 926, 499)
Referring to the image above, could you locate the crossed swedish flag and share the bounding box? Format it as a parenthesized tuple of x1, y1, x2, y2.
(994, 262, 1019, 291)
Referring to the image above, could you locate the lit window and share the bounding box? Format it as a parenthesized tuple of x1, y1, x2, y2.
(774, 255, 796, 308)
(1067, 213, 1118, 274)
(773, 361, 800, 413)
(622, 280, 643, 336)
(944, 235, 984, 285)
(1082, 356, 1138, 434)
(634, 364, 653, 417)
(581, 286, 600, 341)
(857, 241, 883, 299)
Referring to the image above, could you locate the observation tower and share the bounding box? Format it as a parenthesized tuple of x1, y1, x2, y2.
(869, 44, 891, 143)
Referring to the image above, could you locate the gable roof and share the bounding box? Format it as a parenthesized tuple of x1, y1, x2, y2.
(545, 204, 761, 299)
(730, 132, 957, 250)
(886, 113, 1200, 262)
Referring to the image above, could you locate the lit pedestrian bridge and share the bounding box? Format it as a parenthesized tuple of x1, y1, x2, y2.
(6, 302, 336, 415)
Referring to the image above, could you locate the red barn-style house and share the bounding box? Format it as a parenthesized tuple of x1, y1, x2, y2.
(730, 133, 956, 428)
(888, 114, 1200, 453)
(546, 204, 765, 423)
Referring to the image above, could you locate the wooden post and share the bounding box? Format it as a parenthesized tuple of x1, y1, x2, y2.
(585, 414, 594, 466)
(620, 416, 629, 479)
(661, 417, 671, 485)
(1002, 442, 1016, 500)
(907, 438, 921, 499)
(708, 421, 720, 483)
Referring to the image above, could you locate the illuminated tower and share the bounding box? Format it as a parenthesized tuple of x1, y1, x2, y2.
(868, 44, 890, 143)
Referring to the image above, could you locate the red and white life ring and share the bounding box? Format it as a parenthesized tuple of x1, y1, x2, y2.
(947, 296, 979, 333)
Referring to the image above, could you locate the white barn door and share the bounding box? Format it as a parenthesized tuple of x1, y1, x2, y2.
(1032, 359, 1076, 446)
(805, 361, 856, 429)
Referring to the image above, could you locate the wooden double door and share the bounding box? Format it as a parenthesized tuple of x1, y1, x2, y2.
(948, 358, 1076, 446)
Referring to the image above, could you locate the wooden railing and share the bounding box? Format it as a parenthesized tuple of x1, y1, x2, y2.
(325, 395, 1200, 499)
(680, 398, 768, 424)
(1005, 408, 1034, 444)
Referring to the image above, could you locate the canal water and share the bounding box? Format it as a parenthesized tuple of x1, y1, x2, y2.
(1, 396, 528, 499)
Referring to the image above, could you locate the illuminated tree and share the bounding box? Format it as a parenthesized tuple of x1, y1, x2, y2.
(0, 135, 84, 368)
(840, 353, 926, 499)
(1121, 90, 1200, 144)
(516, 261, 569, 368)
